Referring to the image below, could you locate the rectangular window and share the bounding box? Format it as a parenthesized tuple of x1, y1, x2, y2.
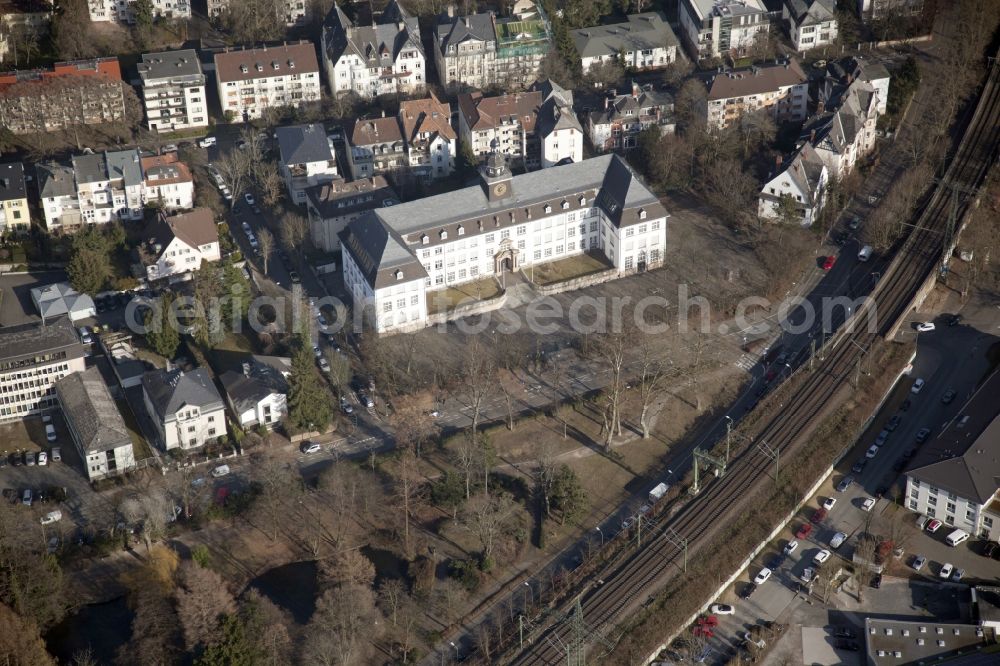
(208, 428, 216, 437)
(652, 220, 661, 230)
(383, 302, 392, 312)
(410, 295, 418, 305)
(517, 225, 526, 235)
(928, 496, 937, 506)
(447, 272, 455, 281)
(625, 256, 633, 269)
(544, 248, 552, 257)
(947, 503, 957, 514)
(533, 250, 541, 260)
(501, 230, 510, 239)
(590, 220, 598, 232)
(485, 233, 495, 243)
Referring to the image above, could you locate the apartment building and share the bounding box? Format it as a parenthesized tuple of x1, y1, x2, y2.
(588, 82, 675, 153)
(0, 57, 125, 134)
(340, 150, 668, 334)
(72, 150, 144, 225)
(346, 94, 456, 181)
(783, 0, 838, 52)
(55, 367, 136, 481)
(137, 49, 207, 133)
(533, 80, 584, 168)
(809, 77, 882, 179)
(207, 0, 307, 24)
(705, 59, 809, 129)
(276, 123, 339, 205)
(434, 1, 552, 91)
(679, 0, 770, 59)
(141, 153, 194, 211)
(323, 0, 426, 98)
(142, 367, 227, 451)
(141, 208, 220, 283)
(88, 0, 190, 23)
(0, 162, 30, 235)
(0, 1, 52, 65)
(306, 176, 398, 251)
(215, 42, 320, 122)
(757, 142, 829, 225)
(572, 13, 679, 74)
(905, 369, 1000, 541)
(36, 162, 81, 232)
(458, 90, 541, 169)
(0, 316, 86, 423)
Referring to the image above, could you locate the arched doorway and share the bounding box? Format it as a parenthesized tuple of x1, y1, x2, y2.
(493, 242, 519, 275)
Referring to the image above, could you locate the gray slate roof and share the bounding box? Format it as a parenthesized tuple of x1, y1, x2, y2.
(324, 0, 424, 68)
(55, 367, 132, 454)
(31, 282, 95, 319)
(36, 162, 76, 198)
(785, 0, 835, 26)
(589, 85, 674, 126)
(106, 149, 143, 187)
(71, 153, 107, 184)
(0, 162, 27, 202)
(219, 357, 289, 415)
(906, 369, 1000, 504)
(434, 12, 496, 56)
(138, 49, 203, 82)
(532, 79, 582, 137)
(572, 13, 678, 59)
(142, 367, 224, 422)
(276, 123, 334, 166)
(0, 315, 80, 364)
(305, 176, 397, 218)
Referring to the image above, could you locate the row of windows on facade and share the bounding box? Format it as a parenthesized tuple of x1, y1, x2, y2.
(0, 354, 69, 374)
(418, 217, 658, 253)
(908, 498, 995, 530)
(0, 396, 58, 416)
(1, 384, 57, 404)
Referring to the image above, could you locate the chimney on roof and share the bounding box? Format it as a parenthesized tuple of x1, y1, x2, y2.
(818, 100, 825, 114)
(463, 16, 470, 28)
(631, 81, 639, 99)
(242, 362, 251, 377)
(447, 4, 454, 17)
(775, 155, 781, 169)
(809, 129, 816, 143)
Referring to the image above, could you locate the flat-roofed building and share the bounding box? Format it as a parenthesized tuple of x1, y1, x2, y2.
(137, 49, 207, 133)
(0, 161, 29, 234)
(705, 59, 809, 129)
(679, 0, 770, 59)
(0, 317, 86, 422)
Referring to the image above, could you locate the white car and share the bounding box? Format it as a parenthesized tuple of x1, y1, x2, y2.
(39, 510, 62, 526)
(199, 136, 217, 148)
(916, 322, 936, 332)
(45, 424, 57, 442)
(829, 532, 846, 549)
(78, 326, 92, 344)
(939, 563, 954, 579)
(866, 444, 879, 459)
(813, 549, 831, 565)
(300, 441, 322, 455)
(210, 464, 230, 478)
(710, 604, 735, 615)
(911, 378, 926, 394)
(822, 497, 837, 510)
(244, 193, 255, 205)
(37, 451, 48, 466)
(861, 497, 876, 512)
(783, 540, 799, 555)
(753, 568, 772, 585)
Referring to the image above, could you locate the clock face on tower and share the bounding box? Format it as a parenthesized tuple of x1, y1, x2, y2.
(493, 182, 507, 197)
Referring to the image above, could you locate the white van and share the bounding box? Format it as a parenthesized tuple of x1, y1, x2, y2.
(858, 245, 873, 262)
(945, 529, 970, 547)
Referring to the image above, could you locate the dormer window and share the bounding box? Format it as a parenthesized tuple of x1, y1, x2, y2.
(288, 60, 295, 69)
(544, 204, 552, 214)
(395, 270, 404, 280)
(639, 209, 647, 219)
(240, 65, 248, 73)
(420, 234, 428, 244)
(579, 196, 586, 205)
(439, 230, 448, 240)
(561, 200, 569, 210)
(256, 64, 263, 72)
(272, 61, 280, 70)
(457, 225, 465, 236)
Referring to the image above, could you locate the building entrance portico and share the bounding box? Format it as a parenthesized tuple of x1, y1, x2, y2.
(493, 241, 520, 275)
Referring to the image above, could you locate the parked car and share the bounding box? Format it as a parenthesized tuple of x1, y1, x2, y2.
(784, 540, 799, 555)
(916, 427, 931, 443)
(300, 441, 322, 455)
(45, 424, 57, 442)
(916, 322, 936, 332)
(911, 378, 926, 393)
(22, 489, 33, 506)
(900, 398, 911, 411)
(340, 397, 354, 415)
(847, 216, 861, 231)
(199, 136, 217, 148)
(813, 549, 831, 565)
(796, 523, 813, 539)
(710, 604, 734, 615)
(871, 574, 882, 589)
(875, 429, 890, 446)
(822, 255, 837, 271)
(811, 508, 828, 523)
(836, 476, 854, 492)
(946, 313, 963, 326)
(912, 555, 927, 571)
(753, 568, 772, 585)
(951, 568, 965, 582)
(288, 270, 301, 284)
(40, 510, 62, 525)
(939, 563, 954, 579)
(861, 497, 876, 512)
(318, 357, 331, 373)
(244, 193, 255, 205)
(926, 519, 943, 533)
(822, 497, 837, 510)
(50, 447, 61, 462)
(37, 451, 48, 466)
(866, 444, 879, 459)
(25, 451, 35, 466)
(739, 583, 757, 599)
(210, 465, 230, 478)
(941, 389, 957, 404)
(830, 532, 847, 549)
(886, 415, 902, 431)
(852, 459, 867, 474)
(78, 326, 93, 344)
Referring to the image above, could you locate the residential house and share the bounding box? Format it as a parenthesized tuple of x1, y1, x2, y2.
(141, 367, 227, 451)
(532, 80, 584, 167)
(0, 162, 30, 234)
(783, 0, 838, 52)
(904, 368, 1000, 542)
(207, 0, 307, 24)
(588, 82, 675, 153)
(142, 208, 220, 283)
(137, 49, 207, 133)
(72, 149, 144, 225)
(679, 0, 770, 59)
(757, 142, 829, 225)
(433, 1, 553, 91)
(398, 93, 456, 180)
(88, 0, 190, 23)
(705, 59, 809, 129)
(572, 13, 679, 74)
(458, 90, 542, 169)
(322, 0, 426, 99)
(822, 56, 890, 115)
(36, 162, 82, 232)
(340, 150, 668, 334)
(55, 367, 136, 481)
(214, 42, 321, 122)
(275, 123, 339, 205)
(219, 356, 290, 429)
(0, 0, 52, 65)
(0, 57, 125, 134)
(807, 78, 881, 180)
(141, 153, 194, 211)
(305, 176, 398, 251)
(0, 316, 86, 422)
(346, 94, 456, 181)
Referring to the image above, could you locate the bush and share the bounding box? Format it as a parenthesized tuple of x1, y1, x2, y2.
(449, 558, 481, 592)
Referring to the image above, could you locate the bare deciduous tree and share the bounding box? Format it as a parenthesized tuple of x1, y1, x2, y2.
(174, 561, 236, 652)
(463, 491, 518, 564)
(258, 228, 274, 273)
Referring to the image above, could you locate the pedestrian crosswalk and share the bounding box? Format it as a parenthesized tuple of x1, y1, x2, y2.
(735, 354, 757, 371)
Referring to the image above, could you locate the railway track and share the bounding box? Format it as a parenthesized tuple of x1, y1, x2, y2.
(510, 56, 1000, 666)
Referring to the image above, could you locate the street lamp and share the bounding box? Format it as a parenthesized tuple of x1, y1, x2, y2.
(449, 642, 459, 658)
(523, 580, 534, 609)
(595, 526, 604, 546)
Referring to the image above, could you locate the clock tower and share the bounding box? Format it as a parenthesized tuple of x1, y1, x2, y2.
(480, 139, 513, 203)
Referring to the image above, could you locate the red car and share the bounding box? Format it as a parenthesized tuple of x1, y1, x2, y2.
(697, 615, 719, 627)
(811, 508, 828, 524)
(822, 256, 837, 270)
(796, 523, 814, 539)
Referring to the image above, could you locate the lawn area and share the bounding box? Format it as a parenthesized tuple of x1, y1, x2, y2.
(116, 399, 153, 460)
(426, 277, 503, 315)
(531, 251, 613, 286)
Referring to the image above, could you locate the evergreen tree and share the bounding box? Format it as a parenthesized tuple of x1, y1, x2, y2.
(286, 340, 331, 432)
(66, 248, 109, 296)
(145, 293, 180, 358)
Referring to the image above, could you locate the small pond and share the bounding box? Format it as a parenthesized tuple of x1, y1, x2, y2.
(45, 596, 133, 665)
